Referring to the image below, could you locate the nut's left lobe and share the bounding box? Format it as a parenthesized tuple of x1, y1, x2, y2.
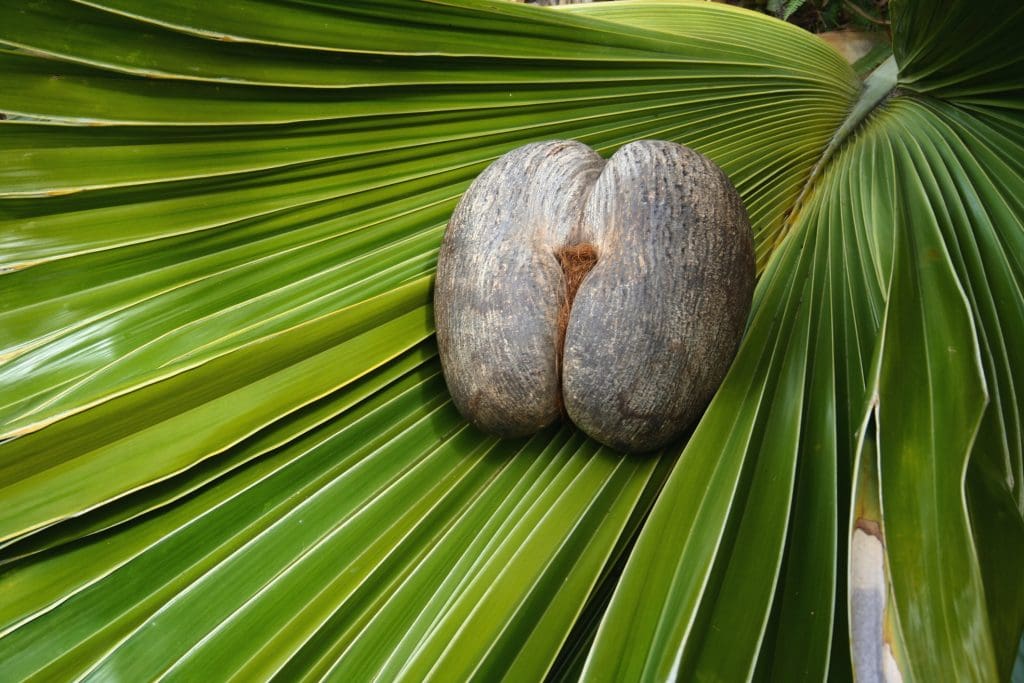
(434, 141, 604, 436)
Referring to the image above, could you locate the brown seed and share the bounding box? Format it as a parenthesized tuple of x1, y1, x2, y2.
(434, 139, 754, 452)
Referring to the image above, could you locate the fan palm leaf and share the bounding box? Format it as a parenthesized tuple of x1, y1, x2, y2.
(0, 0, 1020, 680)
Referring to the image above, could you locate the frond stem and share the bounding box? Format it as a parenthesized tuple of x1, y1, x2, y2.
(782, 55, 898, 234)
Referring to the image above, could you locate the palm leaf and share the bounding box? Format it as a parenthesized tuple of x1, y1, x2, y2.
(1, 0, 1021, 680)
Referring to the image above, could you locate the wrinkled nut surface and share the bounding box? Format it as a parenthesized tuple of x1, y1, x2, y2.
(434, 139, 755, 452)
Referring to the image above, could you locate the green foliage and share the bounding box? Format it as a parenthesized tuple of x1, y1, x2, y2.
(754, 0, 890, 32)
(767, 0, 807, 21)
(0, 0, 1021, 680)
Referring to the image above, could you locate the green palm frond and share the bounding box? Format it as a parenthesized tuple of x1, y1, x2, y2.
(1, 0, 1021, 680)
